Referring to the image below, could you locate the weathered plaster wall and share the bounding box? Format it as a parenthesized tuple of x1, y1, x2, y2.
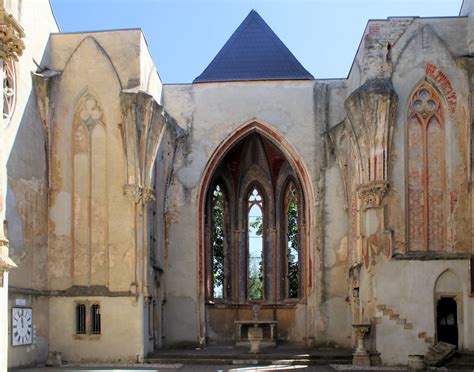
(341, 13, 474, 366)
(390, 22, 471, 254)
(8, 295, 49, 367)
(31, 28, 167, 361)
(47, 33, 130, 292)
(163, 80, 352, 346)
(373, 259, 472, 365)
(0, 274, 8, 371)
(48, 296, 144, 362)
(322, 163, 351, 347)
(4, 0, 58, 368)
(47, 30, 148, 92)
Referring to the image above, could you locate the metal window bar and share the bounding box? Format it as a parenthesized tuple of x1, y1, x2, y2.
(76, 304, 86, 334)
(91, 304, 101, 334)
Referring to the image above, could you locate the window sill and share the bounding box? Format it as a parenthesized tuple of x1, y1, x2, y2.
(73, 334, 101, 340)
(206, 301, 304, 309)
(391, 252, 470, 261)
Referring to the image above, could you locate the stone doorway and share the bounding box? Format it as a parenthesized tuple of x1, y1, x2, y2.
(436, 297, 458, 347)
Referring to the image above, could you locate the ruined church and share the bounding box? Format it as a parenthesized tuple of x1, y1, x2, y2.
(1, 0, 474, 368)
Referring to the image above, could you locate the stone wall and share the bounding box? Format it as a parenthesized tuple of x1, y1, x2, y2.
(3, 0, 57, 368)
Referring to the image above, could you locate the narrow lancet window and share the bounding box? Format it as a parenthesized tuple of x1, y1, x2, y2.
(211, 185, 226, 299)
(285, 182, 299, 298)
(407, 83, 445, 251)
(248, 187, 264, 300)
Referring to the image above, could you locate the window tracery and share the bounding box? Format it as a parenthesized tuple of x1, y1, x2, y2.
(247, 186, 264, 301)
(407, 82, 445, 251)
(2, 60, 16, 123)
(205, 132, 305, 305)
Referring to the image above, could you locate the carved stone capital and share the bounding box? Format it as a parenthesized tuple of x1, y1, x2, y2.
(0, 7, 25, 61)
(357, 181, 388, 208)
(123, 184, 143, 204)
(123, 184, 155, 205)
(142, 187, 156, 204)
(352, 323, 370, 339)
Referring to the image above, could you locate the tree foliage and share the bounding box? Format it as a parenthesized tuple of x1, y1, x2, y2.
(287, 200, 299, 298)
(212, 185, 225, 298)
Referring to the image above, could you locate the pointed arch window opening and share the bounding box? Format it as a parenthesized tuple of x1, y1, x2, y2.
(407, 82, 446, 251)
(284, 181, 300, 299)
(203, 132, 307, 305)
(211, 184, 226, 299)
(247, 186, 264, 301)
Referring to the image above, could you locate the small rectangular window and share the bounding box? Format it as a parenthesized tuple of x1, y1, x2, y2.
(91, 304, 101, 335)
(76, 304, 86, 334)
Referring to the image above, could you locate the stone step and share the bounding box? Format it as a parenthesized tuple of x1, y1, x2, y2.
(444, 351, 474, 369)
(145, 356, 353, 366)
(145, 351, 353, 366)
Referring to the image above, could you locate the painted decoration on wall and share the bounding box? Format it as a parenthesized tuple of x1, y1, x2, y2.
(407, 82, 445, 251)
(12, 307, 33, 346)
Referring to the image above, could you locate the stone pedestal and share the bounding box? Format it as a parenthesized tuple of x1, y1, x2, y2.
(247, 325, 263, 354)
(408, 354, 425, 370)
(352, 324, 371, 366)
(370, 351, 382, 366)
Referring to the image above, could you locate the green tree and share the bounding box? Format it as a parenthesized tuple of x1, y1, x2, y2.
(212, 186, 225, 298)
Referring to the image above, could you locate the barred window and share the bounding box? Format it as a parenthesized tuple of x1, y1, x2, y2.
(91, 304, 101, 334)
(76, 304, 86, 334)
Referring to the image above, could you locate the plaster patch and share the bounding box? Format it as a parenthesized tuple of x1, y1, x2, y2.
(364, 209, 379, 236)
(258, 109, 290, 134)
(177, 145, 207, 188)
(325, 248, 337, 268)
(6, 187, 24, 255)
(50, 192, 71, 236)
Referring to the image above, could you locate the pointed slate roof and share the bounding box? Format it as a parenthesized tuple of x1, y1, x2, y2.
(194, 10, 314, 83)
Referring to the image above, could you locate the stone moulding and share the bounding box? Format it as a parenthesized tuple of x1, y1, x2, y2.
(0, 6, 25, 61)
(119, 91, 168, 194)
(123, 183, 156, 204)
(344, 78, 398, 187)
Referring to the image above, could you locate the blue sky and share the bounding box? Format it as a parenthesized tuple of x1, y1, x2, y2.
(50, 0, 461, 84)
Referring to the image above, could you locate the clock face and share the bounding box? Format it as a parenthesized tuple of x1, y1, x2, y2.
(12, 308, 33, 346)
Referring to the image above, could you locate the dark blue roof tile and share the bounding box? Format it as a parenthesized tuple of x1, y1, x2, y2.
(194, 10, 314, 83)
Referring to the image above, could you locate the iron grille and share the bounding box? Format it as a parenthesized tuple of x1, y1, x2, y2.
(76, 304, 86, 334)
(91, 304, 101, 335)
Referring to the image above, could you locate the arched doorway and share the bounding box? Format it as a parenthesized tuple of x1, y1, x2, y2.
(434, 270, 463, 348)
(436, 297, 458, 347)
(197, 122, 313, 343)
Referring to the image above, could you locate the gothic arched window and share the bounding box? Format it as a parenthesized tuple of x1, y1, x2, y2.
(204, 132, 305, 307)
(247, 186, 264, 301)
(407, 82, 445, 251)
(211, 184, 227, 299)
(283, 181, 300, 299)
